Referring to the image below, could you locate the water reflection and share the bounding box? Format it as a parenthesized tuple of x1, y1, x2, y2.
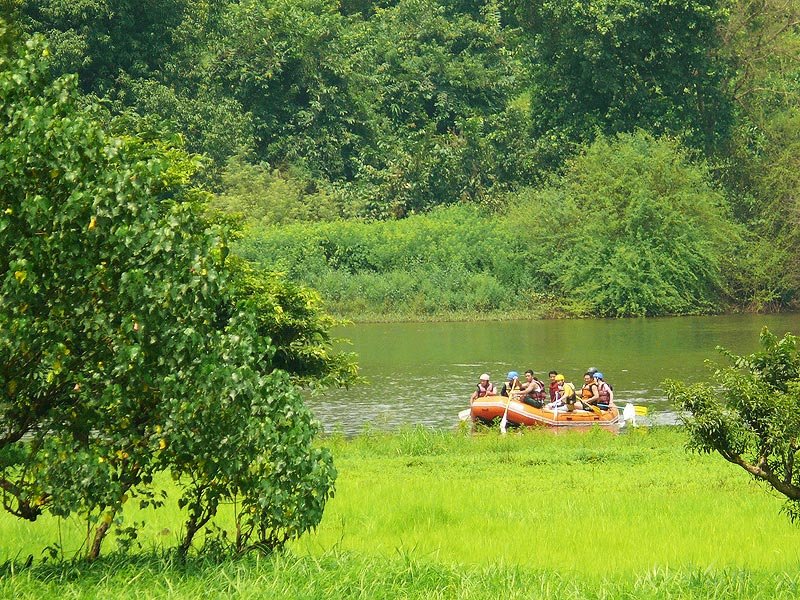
(307, 314, 800, 435)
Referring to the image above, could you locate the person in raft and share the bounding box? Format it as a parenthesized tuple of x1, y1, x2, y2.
(518, 370, 547, 408)
(548, 370, 560, 403)
(500, 371, 522, 397)
(580, 371, 601, 410)
(555, 374, 578, 411)
(593, 372, 615, 409)
(470, 373, 497, 402)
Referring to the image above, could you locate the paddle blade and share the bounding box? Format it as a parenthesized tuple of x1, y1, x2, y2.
(458, 408, 472, 421)
(619, 403, 647, 417)
(500, 413, 508, 434)
(623, 403, 636, 421)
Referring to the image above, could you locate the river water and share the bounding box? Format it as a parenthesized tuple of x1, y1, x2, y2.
(306, 313, 800, 435)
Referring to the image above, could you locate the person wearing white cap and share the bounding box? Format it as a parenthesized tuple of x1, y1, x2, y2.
(470, 373, 497, 402)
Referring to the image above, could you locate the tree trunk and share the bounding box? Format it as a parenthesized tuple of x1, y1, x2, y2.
(87, 517, 112, 561)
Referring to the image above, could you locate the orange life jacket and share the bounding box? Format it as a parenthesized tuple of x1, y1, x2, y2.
(581, 382, 598, 400)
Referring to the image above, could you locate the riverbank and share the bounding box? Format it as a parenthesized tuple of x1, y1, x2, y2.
(236, 200, 780, 321)
(331, 304, 793, 324)
(330, 305, 781, 324)
(2, 426, 799, 598)
(328, 306, 557, 324)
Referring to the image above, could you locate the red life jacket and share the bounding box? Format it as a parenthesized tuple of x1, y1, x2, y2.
(532, 378, 547, 400)
(476, 382, 494, 397)
(598, 381, 612, 403)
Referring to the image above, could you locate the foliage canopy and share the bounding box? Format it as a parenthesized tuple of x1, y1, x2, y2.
(511, 0, 732, 164)
(7, 0, 800, 314)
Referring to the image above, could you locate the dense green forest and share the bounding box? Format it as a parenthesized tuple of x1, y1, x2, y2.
(7, 0, 800, 318)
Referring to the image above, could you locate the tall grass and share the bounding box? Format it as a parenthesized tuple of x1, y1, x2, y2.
(235, 205, 547, 320)
(299, 427, 800, 573)
(236, 134, 751, 320)
(3, 551, 800, 599)
(3, 426, 800, 598)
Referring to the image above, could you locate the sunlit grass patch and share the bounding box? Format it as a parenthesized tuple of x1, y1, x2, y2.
(3, 426, 800, 597)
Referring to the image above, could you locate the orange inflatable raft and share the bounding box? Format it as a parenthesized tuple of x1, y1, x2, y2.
(470, 395, 620, 428)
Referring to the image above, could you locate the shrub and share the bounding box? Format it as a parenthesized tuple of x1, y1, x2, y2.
(507, 131, 744, 316)
(666, 328, 800, 521)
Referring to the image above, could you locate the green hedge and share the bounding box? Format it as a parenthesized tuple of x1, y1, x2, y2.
(236, 133, 747, 319)
(236, 205, 539, 317)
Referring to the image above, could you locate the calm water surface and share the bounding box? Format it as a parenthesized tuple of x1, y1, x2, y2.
(307, 314, 800, 435)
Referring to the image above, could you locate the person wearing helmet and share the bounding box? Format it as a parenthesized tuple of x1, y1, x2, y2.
(581, 371, 600, 408)
(555, 373, 578, 411)
(470, 373, 497, 402)
(593, 372, 615, 408)
(500, 371, 521, 397)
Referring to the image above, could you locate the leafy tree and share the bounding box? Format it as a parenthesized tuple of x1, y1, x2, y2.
(210, 0, 375, 181)
(341, 114, 530, 218)
(718, 0, 800, 110)
(362, 0, 515, 134)
(12, 0, 254, 167)
(13, 0, 200, 92)
(715, 0, 800, 308)
(511, 131, 742, 316)
(116, 76, 256, 169)
(665, 328, 800, 521)
(0, 29, 338, 560)
(14, 0, 537, 216)
(225, 257, 360, 391)
(206, 0, 532, 217)
(509, 0, 732, 166)
(342, 0, 531, 216)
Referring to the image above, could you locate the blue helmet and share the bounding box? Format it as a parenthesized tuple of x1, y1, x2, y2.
(507, 371, 519, 380)
(594, 372, 604, 380)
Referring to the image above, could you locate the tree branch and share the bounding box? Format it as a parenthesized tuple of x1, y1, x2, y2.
(722, 451, 800, 500)
(0, 477, 44, 521)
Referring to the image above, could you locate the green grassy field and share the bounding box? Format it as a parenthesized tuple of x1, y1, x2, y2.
(3, 426, 800, 598)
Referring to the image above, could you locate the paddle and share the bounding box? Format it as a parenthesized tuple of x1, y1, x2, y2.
(499, 377, 519, 434)
(599, 403, 647, 415)
(583, 397, 602, 415)
(552, 391, 558, 424)
(499, 398, 510, 433)
(499, 391, 513, 434)
(458, 408, 471, 421)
